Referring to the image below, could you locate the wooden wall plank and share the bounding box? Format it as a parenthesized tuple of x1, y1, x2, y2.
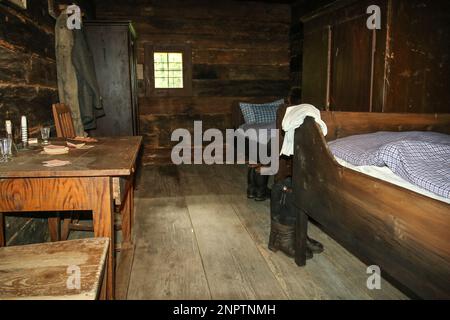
(193, 80, 290, 97)
(96, 0, 291, 164)
(192, 48, 289, 66)
(0, 0, 59, 132)
(0, 0, 63, 247)
(96, 0, 291, 23)
(0, 47, 57, 86)
(132, 18, 289, 40)
(0, 85, 57, 130)
(138, 96, 281, 115)
(384, 0, 450, 113)
(139, 113, 232, 149)
(330, 14, 373, 111)
(138, 35, 289, 51)
(0, 6, 55, 59)
(193, 64, 289, 81)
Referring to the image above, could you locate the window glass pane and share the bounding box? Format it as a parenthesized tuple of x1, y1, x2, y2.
(168, 78, 183, 89)
(154, 62, 168, 71)
(155, 77, 168, 88)
(168, 78, 175, 88)
(155, 70, 168, 78)
(168, 53, 182, 63)
(172, 77, 183, 88)
(153, 52, 184, 89)
(169, 62, 182, 71)
(169, 70, 182, 78)
(154, 52, 168, 63)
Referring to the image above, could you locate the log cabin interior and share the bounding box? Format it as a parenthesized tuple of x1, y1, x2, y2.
(0, 0, 449, 302)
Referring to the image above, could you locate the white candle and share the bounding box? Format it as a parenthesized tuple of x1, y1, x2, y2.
(5, 120, 12, 135)
(21, 115, 28, 146)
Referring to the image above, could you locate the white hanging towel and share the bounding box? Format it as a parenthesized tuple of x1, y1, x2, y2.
(280, 104, 328, 156)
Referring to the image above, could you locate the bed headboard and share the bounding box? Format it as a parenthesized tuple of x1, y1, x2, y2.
(321, 112, 450, 141)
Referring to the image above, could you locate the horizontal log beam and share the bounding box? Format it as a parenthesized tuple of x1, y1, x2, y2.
(0, 7, 55, 59)
(192, 80, 290, 97)
(96, 0, 290, 23)
(0, 46, 57, 86)
(138, 96, 282, 115)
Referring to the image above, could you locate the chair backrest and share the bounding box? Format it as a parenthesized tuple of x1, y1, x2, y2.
(52, 103, 76, 138)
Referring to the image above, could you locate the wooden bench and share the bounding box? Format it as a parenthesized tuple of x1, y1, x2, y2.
(0, 238, 109, 300)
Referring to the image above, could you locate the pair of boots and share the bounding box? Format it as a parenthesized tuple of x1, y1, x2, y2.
(268, 221, 324, 259)
(247, 167, 270, 201)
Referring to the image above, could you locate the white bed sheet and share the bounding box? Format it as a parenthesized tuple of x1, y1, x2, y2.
(334, 157, 450, 204)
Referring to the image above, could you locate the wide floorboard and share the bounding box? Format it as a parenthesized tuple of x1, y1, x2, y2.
(128, 164, 407, 300)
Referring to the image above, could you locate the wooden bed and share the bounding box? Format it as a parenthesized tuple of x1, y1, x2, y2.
(292, 112, 450, 299)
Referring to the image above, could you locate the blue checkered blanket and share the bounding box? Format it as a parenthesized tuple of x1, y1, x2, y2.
(328, 131, 450, 199)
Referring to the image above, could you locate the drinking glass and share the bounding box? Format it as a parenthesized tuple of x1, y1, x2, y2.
(1, 138, 12, 162)
(41, 127, 50, 145)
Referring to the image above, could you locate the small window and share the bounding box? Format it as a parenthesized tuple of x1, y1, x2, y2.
(145, 45, 192, 96)
(154, 52, 183, 89)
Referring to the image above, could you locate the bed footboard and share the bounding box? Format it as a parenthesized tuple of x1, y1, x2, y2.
(292, 116, 450, 299)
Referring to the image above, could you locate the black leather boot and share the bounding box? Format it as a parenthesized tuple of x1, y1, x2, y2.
(268, 220, 312, 259)
(247, 167, 257, 199)
(254, 171, 270, 201)
(307, 236, 324, 254)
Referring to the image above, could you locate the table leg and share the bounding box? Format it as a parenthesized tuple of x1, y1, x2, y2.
(98, 249, 109, 300)
(295, 208, 308, 266)
(0, 213, 5, 247)
(121, 186, 134, 245)
(129, 186, 134, 234)
(61, 217, 71, 241)
(92, 177, 115, 300)
(48, 215, 61, 242)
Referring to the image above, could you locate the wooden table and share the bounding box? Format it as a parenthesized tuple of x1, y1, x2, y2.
(0, 136, 142, 299)
(0, 238, 109, 300)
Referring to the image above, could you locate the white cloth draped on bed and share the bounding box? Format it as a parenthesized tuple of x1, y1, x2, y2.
(280, 104, 327, 156)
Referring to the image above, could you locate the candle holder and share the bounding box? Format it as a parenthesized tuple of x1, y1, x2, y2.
(21, 115, 29, 150)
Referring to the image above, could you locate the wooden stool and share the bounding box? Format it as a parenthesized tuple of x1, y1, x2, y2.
(0, 238, 109, 300)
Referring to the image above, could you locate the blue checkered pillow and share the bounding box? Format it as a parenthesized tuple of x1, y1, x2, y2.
(239, 99, 284, 124)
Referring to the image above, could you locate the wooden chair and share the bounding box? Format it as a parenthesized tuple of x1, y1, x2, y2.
(51, 103, 93, 241)
(52, 103, 76, 138)
(51, 104, 129, 247)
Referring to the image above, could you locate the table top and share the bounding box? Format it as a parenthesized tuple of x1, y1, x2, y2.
(0, 238, 109, 300)
(0, 136, 142, 178)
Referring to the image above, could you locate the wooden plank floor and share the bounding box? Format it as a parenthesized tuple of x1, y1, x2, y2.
(128, 164, 407, 300)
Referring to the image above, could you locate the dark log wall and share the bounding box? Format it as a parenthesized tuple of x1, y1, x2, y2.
(0, 0, 93, 245)
(0, 0, 56, 245)
(0, 0, 94, 134)
(95, 0, 291, 164)
(0, 0, 58, 136)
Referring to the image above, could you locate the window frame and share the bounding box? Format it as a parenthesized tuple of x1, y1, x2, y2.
(144, 44, 192, 97)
